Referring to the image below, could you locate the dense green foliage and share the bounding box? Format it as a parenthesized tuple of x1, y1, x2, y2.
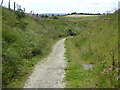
(65, 12, 119, 88)
(2, 7, 82, 88)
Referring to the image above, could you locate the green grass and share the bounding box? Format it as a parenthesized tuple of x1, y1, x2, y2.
(2, 6, 118, 88)
(2, 7, 86, 88)
(65, 12, 119, 88)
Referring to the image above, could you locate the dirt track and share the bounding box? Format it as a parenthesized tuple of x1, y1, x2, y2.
(24, 38, 67, 88)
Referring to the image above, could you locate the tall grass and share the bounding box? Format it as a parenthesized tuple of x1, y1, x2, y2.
(2, 7, 83, 88)
(65, 12, 119, 88)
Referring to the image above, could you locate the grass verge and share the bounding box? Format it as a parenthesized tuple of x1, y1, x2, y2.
(65, 11, 119, 88)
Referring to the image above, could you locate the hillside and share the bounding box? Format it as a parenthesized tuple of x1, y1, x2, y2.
(65, 11, 119, 88)
(2, 7, 84, 88)
(2, 6, 118, 88)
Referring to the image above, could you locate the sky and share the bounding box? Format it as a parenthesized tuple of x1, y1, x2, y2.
(1, 0, 120, 14)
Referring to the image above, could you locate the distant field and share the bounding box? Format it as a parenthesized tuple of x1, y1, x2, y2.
(64, 15, 100, 17)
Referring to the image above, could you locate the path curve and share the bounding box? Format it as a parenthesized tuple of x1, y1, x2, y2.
(24, 38, 67, 88)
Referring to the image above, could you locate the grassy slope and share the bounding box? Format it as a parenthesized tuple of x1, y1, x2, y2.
(65, 12, 119, 88)
(2, 7, 83, 88)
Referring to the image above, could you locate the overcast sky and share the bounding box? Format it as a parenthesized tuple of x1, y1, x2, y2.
(2, 0, 119, 14)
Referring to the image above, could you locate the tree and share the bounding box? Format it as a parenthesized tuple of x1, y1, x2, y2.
(71, 12, 77, 15)
(52, 14, 54, 16)
(68, 13, 70, 15)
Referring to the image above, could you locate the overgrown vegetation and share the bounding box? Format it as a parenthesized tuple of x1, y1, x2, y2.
(65, 11, 119, 88)
(2, 7, 83, 88)
(3, 6, 118, 88)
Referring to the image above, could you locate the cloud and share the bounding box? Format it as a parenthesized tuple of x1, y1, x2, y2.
(71, 0, 119, 13)
(1, 0, 119, 13)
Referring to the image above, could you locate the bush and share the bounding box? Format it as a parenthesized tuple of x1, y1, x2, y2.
(68, 29, 76, 36)
(15, 9, 25, 19)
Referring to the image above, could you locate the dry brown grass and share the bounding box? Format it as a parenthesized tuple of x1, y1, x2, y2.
(64, 15, 99, 17)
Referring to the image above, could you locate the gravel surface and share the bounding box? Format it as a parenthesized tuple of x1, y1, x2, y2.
(24, 38, 67, 88)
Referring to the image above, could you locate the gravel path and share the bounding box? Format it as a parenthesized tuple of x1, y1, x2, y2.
(24, 38, 67, 88)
